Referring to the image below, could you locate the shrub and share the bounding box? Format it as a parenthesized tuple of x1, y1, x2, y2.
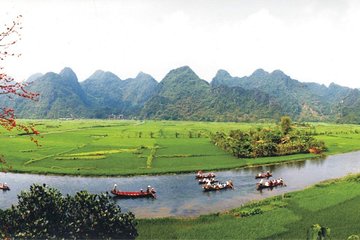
(0, 184, 137, 239)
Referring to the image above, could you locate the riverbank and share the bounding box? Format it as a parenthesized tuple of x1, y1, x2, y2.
(2, 120, 360, 177)
(2, 150, 360, 217)
(137, 173, 360, 239)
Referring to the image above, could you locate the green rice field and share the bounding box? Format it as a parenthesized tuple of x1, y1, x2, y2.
(1, 120, 360, 176)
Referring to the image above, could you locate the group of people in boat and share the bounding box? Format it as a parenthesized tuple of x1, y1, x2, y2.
(196, 171, 233, 191)
(203, 180, 233, 191)
(255, 171, 285, 190)
(255, 170, 272, 179)
(196, 170, 216, 179)
(198, 178, 218, 184)
(258, 178, 284, 187)
(0, 182, 10, 191)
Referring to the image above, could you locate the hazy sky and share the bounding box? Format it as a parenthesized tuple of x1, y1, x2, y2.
(1, 0, 360, 88)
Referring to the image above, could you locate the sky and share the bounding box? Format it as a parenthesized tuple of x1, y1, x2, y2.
(1, 0, 360, 88)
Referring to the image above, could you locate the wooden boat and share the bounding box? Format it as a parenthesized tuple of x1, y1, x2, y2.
(111, 189, 156, 198)
(195, 171, 216, 179)
(0, 183, 10, 191)
(255, 172, 272, 179)
(198, 178, 218, 184)
(256, 180, 285, 190)
(203, 180, 233, 192)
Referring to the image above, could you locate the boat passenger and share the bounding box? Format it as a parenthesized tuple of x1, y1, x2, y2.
(147, 185, 151, 193)
(259, 179, 264, 185)
(140, 189, 144, 193)
(113, 184, 117, 191)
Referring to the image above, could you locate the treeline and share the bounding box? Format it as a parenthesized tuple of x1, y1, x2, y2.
(210, 117, 326, 158)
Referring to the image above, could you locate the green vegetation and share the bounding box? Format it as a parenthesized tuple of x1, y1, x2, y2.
(210, 119, 326, 158)
(137, 174, 360, 239)
(0, 184, 137, 239)
(2, 120, 360, 176)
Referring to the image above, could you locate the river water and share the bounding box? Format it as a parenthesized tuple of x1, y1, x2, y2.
(1, 151, 360, 218)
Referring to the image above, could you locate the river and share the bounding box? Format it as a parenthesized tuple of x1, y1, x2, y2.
(1, 151, 360, 218)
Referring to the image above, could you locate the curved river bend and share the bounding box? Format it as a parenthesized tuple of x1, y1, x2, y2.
(1, 151, 360, 218)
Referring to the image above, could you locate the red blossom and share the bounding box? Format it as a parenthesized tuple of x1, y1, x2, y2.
(1, 15, 41, 165)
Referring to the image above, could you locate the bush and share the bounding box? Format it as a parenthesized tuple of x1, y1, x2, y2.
(0, 184, 137, 239)
(239, 208, 263, 217)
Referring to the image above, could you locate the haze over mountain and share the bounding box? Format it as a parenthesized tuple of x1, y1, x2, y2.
(2, 66, 360, 123)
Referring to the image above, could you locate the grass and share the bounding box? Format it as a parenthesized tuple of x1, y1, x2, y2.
(1, 119, 360, 176)
(137, 174, 360, 239)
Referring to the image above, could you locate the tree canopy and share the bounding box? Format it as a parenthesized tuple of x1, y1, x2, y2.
(0, 184, 138, 239)
(211, 119, 326, 158)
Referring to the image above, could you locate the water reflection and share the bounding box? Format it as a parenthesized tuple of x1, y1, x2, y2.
(1, 151, 360, 218)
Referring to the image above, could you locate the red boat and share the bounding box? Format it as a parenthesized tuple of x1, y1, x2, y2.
(256, 179, 285, 190)
(203, 180, 233, 192)
(111, 184, 156, 198)
(196, 171, 216, 179)
(0, 183, 10, 191)
(111, 189, 156, 198)
(255, 172, 272, 179)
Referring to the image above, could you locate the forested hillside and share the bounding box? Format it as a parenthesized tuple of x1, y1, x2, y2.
(2, 66, 359, 123)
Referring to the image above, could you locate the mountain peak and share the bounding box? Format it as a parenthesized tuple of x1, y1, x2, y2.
(162, 66, 200, 83)
(59, 67, 78, 82)
(25, 73, 43, 82)
(251, 68, 269, 78)
(271, 69, 288, 78)
(211, 69, 233, 87)
(135, 71, 155, 81)
(88, 70, 121, 81)
(171, 65, 196, 74)
(215, 69, 232, 79)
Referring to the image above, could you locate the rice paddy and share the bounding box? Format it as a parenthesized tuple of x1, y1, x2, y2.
(1, 119, 360, 176)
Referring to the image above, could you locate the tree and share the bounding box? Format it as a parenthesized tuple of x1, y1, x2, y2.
(0, 184, 138, 239)
(280, 116, 292, 135)
(0, 16, 39, 169)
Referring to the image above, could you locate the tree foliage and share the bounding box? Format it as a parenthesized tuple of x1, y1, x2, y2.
(0, 184, 138, 239)
(211, 118, 326, 158)
(280, 116, 292, 135)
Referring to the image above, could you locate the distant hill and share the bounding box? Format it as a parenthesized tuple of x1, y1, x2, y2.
(81, 70, 158, 118)
(141, 66, 284, 121)
(211, 69, 353, 122)
(2, 66, 359, 123)
(7, 68, 91, 118)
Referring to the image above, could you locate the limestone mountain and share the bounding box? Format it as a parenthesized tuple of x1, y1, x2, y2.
(141, 66, 284, 121)
(211, 69, 353, 121)
(2, 66, 359, 123)
(81, 70, 158, 118)
(10, 67, 91, 118)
